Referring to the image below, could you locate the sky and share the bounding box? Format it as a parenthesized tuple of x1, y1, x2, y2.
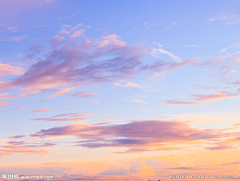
(0, 0, 240, 180)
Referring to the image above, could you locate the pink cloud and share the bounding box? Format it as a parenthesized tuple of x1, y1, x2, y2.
(42, 87, 73, 101)
(1, 25, 224, 102)
(0, 63, 25, 77)
(0, 30, 149, 100)
(0, 101, 10, 107)
(114, 82, 142, 88)
(70, 29, 85, 38)
(165, 91, 239, 105)
(14, 106, 26, 110)
(105, 115, 116, 119)
(29, 119, 230, 152)
(58, 23, 83, 35)
(32, 108, 51, 113)
(51, 35, 65, 47)
(130, 100, 147, 104)
(0, 140, 55, 158)
(58, 14, 75, 20)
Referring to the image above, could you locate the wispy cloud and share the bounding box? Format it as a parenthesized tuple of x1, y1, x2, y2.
(41, 88, 73, 101)
(114, 82, 142, 89)
(0, 63, 25, 77)
(208, 12, 240, 24)
(183, 45, 199, 48)
(71, 91, 96, 98)
(0, 101, 10, 107)
(0, 140, 55, 157)
(31, 112, 92, 122)
(130, 100, 147, 104)
(164, 91, 239, 105)
(32, 108, 51, 113)
(29, 119, 234, 152)
(7, 35, 26, 42)
(58, 14, 75, 20)
(150, 42, 181, 62)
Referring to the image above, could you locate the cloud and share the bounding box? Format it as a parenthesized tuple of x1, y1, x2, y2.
(8, 135, 26, 139)
(13, 106, 27, 110)
(220, 161, 240, 166)
(61, 173, 83, 179)
(39, 0, 54, 5)
(105, 115, 115, 119)
(183, 45, 199, 48)
(153, 42, 163, 47)
(58, 14, 75, 20)
(114, 82, 142, 88)
(98, 162, 156, 177)
(206, 145, 237, 150)
(98, 167, 128, 176)
(208, 17, 216, 22)
(0, 24, 19, 32)
(143, 58, 200, 78)
(168, 166, 199, 170)
(150, 47, 181, 62)
(0, 140, 55, 157)
(29, 119, 228, 152)
(0, 28, 150, 100)
(71, 91, 96, 98)
(51, 35, 65, 48)
(41, 87, 73, 101)
(86, 99, 100, 105)
(219, 42, 240, 53)
(130, 100, 147, 104)
(70, 29, 85, 38)
(195, 54, 240, 80)
(165, 91, 239, 105)
(31, 112, 91, 122)
(0, 101, 10, 107)
(0, 89, 44, 100)
(138, 109, 151, 111)
(23, 43, 44, 61)
(8, 35, 26, 41)
(129, 162, 156, 177)
(208, 12, 240, 24)
(143, 22, 158, 27)
(0, 24, 215, 102)
(58, 23, 83, 35)
(0, 63, 25, 77)
(32, 108, 51, 113)
(110, 15, 117, 21)
(27, 43, 43, 54)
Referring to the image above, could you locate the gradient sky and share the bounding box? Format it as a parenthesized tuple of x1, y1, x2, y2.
(1, 0, 240, 180)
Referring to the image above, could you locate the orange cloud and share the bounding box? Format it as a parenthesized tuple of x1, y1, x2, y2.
(41, 87, 73, 101)
(32, 108, 51, 113)
(29, 119, 232, 152)
(0, 140, 55, 158)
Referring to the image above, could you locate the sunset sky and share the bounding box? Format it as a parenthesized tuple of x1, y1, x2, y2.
(0, 0, 240, 180)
